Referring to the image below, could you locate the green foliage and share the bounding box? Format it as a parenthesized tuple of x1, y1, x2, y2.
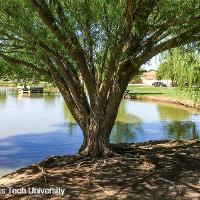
(157, 49, 183, 86)
(0, 0, 200, 77)
(0, 0, 126, 74)
(0, 0, 200, 104)
(0, 60, 49, 82)
(158, 48, 200, 100)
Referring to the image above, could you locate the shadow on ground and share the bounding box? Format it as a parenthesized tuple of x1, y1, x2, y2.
(0, 140, 200, 200)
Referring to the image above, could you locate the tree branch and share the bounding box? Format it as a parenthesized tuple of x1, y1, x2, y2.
(136, 26, 200, 66)
(0, 52, 50, 76)
(152, 16, 200, 30)
(53, 56, 90, 117)
(32, 38, 90, 114)
(30, 0, 96, 101)
(45, 55, 88, 130)
(99, 0, 136, 101)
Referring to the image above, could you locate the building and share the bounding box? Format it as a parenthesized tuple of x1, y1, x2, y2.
(141, 70, 157, 85)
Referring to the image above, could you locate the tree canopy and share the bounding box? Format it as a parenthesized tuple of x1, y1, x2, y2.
(1, 0, 200, 83)
(1, 0, 200, 157)
(0, 59, 48, 82)
(157, 48, 200, 99)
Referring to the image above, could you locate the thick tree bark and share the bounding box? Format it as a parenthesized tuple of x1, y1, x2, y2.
(79, 112, 116, 157)
(79, 127, 111, 158)
(78, 69, 134, 157)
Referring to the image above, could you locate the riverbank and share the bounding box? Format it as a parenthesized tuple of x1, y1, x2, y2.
(2, 84, 199, 110)
(126, 86, 200, 110)
(0, 140, 200, 200)
(134, 95, 200, 110)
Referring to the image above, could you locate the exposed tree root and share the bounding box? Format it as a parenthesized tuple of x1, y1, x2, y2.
(0, 140, 200, 200)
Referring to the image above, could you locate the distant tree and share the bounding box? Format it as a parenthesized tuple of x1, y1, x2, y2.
(157, 48, 200, 99)
(1, 0, 200, 157)
(156, 50, 181, 86)
(177, 50, 200, 100)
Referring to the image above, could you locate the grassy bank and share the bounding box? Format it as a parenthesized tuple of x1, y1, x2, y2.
(127, 86, 182, 99)
(127, 86, 200, 110)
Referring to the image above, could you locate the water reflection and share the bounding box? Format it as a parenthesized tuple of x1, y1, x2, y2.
(0, 126, 82, 169)
(0, 87, 199, 176)
(111, 122, 136, 144)
(63, 103, 77, 133)
(110, 101, 142, 143)
(163, 121, 199, 140)
(0, 88, 6, 104)
(157, 103, 190, 121)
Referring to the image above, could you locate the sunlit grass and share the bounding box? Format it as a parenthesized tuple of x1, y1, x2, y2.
(127, 86, 191, 101)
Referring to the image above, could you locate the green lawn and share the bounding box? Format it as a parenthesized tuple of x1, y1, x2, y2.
(127, 86, 188, 101)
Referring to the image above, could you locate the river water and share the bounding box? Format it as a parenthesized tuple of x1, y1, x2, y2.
(0, 87, 200, 176)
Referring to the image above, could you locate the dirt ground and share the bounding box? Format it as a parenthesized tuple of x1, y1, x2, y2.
(0, 140, 200, 200)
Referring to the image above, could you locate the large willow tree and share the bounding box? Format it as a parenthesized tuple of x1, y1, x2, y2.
(1, 0, 200, 157)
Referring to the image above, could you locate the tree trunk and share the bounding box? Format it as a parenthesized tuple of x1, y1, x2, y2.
(79, 111, 115, 158)
(77, 68, 134, 157)
(78, 83, 129, 157)
(79, 128, 111, 158)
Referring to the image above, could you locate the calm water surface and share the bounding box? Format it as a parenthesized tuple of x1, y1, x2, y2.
(0, 87, 200, 176)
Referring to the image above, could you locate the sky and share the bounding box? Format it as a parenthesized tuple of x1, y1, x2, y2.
(142, 55, 161, 71)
